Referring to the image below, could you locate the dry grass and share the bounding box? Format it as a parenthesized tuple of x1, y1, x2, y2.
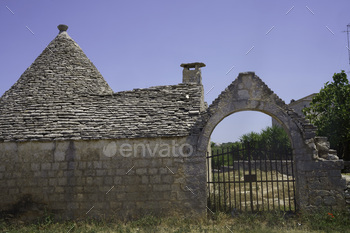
(1, 210, 349, 233)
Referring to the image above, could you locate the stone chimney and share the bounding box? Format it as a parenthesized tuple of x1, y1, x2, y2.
(180, 62, 206, 84)
(57, 24, 68, 33)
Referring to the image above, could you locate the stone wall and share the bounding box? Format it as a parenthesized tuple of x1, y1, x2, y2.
(0, 136, 206, 220)
(296, 160, 346, 211)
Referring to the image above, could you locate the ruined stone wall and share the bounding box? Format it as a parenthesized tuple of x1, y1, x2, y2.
(0, 137, 206, 220)
(296, 160, 346, 211)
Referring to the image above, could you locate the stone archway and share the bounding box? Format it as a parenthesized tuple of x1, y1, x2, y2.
(194, 72, 346, 212)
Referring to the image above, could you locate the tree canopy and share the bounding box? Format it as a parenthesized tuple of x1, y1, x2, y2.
(211, 125, 291, 153)
(303, 71, 350, 160)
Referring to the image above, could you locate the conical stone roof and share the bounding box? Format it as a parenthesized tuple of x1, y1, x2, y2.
(0, 25, 204, 142)
(1, 24, 113, 102)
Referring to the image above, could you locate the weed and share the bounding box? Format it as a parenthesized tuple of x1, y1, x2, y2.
(1, 210, 349, 233)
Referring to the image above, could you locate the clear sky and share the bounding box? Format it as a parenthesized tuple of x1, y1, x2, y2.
(1, 1, 349, 143)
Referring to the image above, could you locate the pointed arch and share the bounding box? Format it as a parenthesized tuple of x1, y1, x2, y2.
(196, 72, 316, 158)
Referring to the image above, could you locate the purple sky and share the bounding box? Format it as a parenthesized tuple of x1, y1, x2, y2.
(1, 1, 349, 142)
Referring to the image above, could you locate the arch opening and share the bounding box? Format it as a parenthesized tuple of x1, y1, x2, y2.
(206, 110, 296, 213)
(209, 110, 293, 147)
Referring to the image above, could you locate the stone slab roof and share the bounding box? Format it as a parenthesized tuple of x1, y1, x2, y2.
(0, 25, 203, 142)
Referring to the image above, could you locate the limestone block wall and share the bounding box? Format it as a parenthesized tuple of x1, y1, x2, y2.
(0, 136, 206, 220)
(296, 160, 346, 211)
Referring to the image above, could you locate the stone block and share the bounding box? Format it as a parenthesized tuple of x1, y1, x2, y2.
(148, 192, 165, 201)
(323, 196, 336, 206)
(136, 168, 147, 175)
(96, 170, 108, 176)
(102, 162, 111, 169)
(329, 176, 347, 188)
(153, 184, 171, 192)
(176, 191, 190, 201)
(124, 176, 141, 184)
(41, 163, 51, 170)
(6, 179, 16, 187)
(49, 194, 63, 202)
(107, 170, 115, 176)
(141, 176, 149, 184)
(150, 159, 162, 167)
(303, 170, 327, 177)
(148, 168, 158, 175)
(52, 163, 60, 170)
(162, 158, 173, 166)
(55, 187, 65, 193)
(159, 167, 168, 174)
(174, 158, 184, 163)
(78, 162, 86, 169)
(63, 170, 74, 177)
(110, 201, 122, 209)
(150, 175, 161, 184)
(115, 169, 126, 175)
(68, 202, 79, 210)
(162, 175, 174, 184)
(31, 163, 40, 171)
(68, 162, 76, 169)
(28, 179, 37, 186)
(328, 170, 342, 177)
(34, 171, 42, 177)
(171, 184, 182, 192)
(54, 151, 65, 162)
(124, 191, 144, 201)
(76, 193, 84, 201)
(93, 161, 102, 169)
(116, 192, 126, 199)
(104, 177, 113, 185)
(59, 162, 68, 170)
(58, 178, 67, 186)
(49, 178, 57, 186)
(75, 177, 85, 186)
(75, 170, 83, 176)
(86, 177, 93, 185)
(84, 170, 95, 176)
(52, 201, 67, 210)
(297, 160, 344, 171)
(83, 186, 96, 193)
(114, 177, 122, 185)
(134, 159, 150, 167)
(315, 190, 330, 197)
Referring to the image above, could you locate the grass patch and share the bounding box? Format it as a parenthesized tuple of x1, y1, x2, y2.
(208, 169, 296, 212)
(1, 210, 349, 233)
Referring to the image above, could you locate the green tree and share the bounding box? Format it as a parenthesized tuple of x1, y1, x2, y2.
(210, 126, 291, 166)
(303, 71, 350, 161)
(239, 126, 291, 152)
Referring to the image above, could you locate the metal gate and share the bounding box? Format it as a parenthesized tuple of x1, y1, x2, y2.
(207, 143, 296, 213)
